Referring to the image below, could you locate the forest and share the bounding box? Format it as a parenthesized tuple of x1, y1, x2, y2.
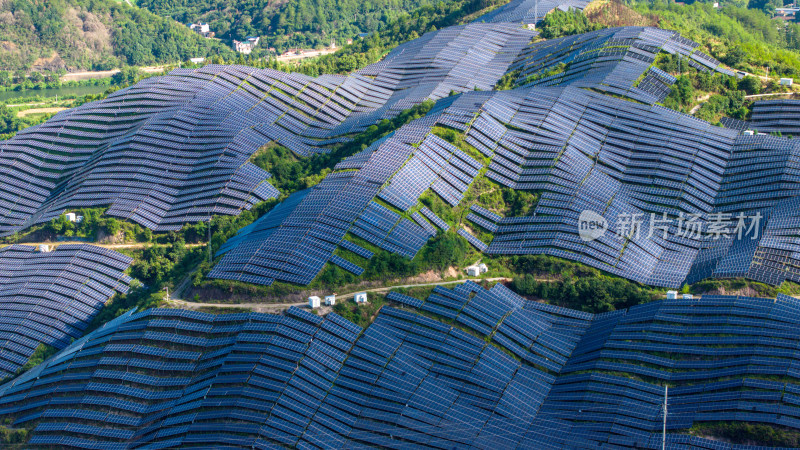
(0, 0, 232, 73)
(136, 0, 457, 52)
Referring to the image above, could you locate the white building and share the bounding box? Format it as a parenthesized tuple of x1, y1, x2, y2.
(189, 22, 213, 38)
(325, 294, 336, 306)
(466, 266, 480, 277)
(190, 57, 206, 64)
(354, 292, 368, 304)
(37, 244, 50, 252)
(478, 263, 488, 274)
(781, 77, 794, 86)
(65, 212, 76, 222)
(682, 293, 694, 299)
(666, 290, 678, 300)
(234, 37, 260, 54)
(308, 295, 321, 309)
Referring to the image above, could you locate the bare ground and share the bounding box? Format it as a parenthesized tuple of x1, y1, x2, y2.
(16, 107, 67, 117)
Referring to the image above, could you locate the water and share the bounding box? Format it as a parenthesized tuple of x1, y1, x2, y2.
(0, 85, 110, 103)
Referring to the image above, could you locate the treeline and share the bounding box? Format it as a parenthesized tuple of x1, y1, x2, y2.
(538, 8, 605, 39)
(508, 255, 661, 313)
(137, 0, 483, 53)
(189, 0, 510, 76)
(0, 0, 232, 73)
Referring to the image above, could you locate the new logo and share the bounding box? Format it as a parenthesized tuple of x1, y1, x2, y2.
(578, 210, 608, 242)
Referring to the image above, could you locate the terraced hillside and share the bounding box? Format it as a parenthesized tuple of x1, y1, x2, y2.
(6, 0, 800, 448)
(1, 285, 799, 448)
(0, 244, 132, 380)
(0, 22, 533, 236)
(5, 11, 796, 291)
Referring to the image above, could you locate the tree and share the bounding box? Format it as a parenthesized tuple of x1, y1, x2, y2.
(112, 66, 141, 86)
(539, 9, 605, 39)
(724, 45, 747, 67)
(738, 76, 762, 95)
(423, 232, 468, 270)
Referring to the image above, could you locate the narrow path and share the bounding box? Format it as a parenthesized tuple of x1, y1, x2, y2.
(744, 92, 797, 100)
(165, 277, 519, 311)
(17, 107, 67, 117)
(689, 93, 712, 115)
(1, 241, 204, 250)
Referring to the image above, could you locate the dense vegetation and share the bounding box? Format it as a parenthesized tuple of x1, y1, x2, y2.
(658, 62, 757, 118)
(538, 8, 605, 39)
(628, 1, 800, 79)
(509, 255, 661, 313)
(0, 105, 24, 140)
(0, 0, 232, 73)
(137, 0, 446, 52)
(332, 293, 387, 328)
(234, 0, 511, 75)
(691, 422, 800, 447)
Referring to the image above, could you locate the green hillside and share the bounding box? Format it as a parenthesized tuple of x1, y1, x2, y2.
(135, 0, 463, 52)
(0, 0, 232, 73)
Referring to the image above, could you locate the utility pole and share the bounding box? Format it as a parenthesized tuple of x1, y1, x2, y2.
(662, 385, 668, 450)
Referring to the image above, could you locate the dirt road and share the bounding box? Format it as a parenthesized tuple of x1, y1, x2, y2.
(1, 241, 203, 250)
(60, 66, 166, 82)
(276, 49, 338, 63)
(166, 277, 515, 313)
(16, 107, 67, 117)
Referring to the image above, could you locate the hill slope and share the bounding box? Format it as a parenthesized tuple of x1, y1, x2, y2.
(136, 0, 461, 51)
(0, 0, 232, 73)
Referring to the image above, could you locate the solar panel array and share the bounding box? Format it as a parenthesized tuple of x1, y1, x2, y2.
(210, 96, 486, 285)
(455, 85, 743, 287)
(0, 68, 283, 234)
(0, 244, 132, 380)
(750, 98, 800, 135)
(476, 0, 591, 25)
(2, 286, 799, 448)
(637, 66, 676, 103)
(685, 134, 800, 285)
(511, 27, 732, 104)
(2, 15, 785, 291)
(210, 87, 800, 289)
(0, 23, 534, 237)
(202, 23, 760, 289)
(378, 133, 482, 210)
